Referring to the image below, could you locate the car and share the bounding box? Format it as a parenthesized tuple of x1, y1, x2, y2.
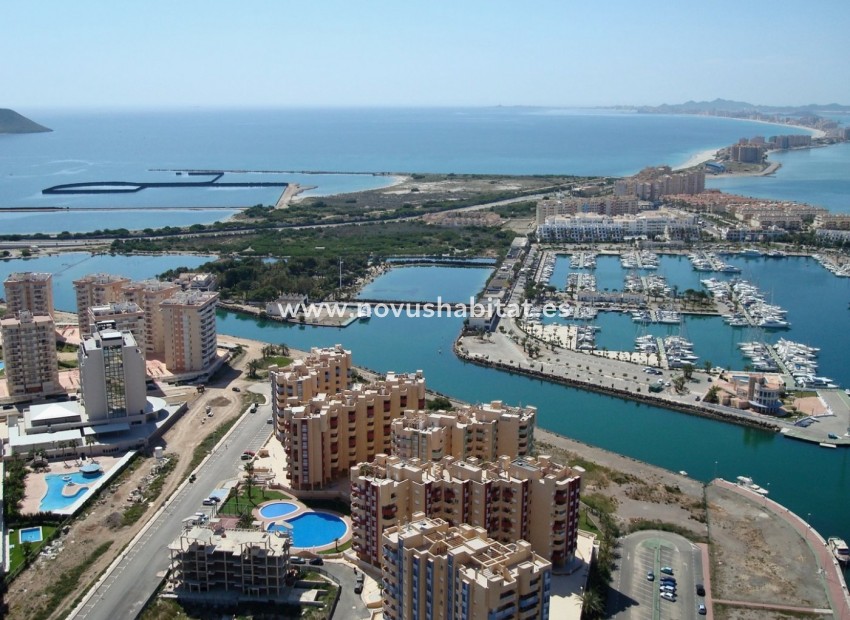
(267, 417, 274, 424)
(209, 496, 221, 503)
(240, 453, 253, 460)
(232, 386, 241, 392)
(250, 403, 258, 413)
(659, 584, 676, 592)
(698, 603, 707, 615)
(202, 498, 215, 505)
(354, 582, 364, 594)
(646, 570, 655, 581)
(660, 577, 676, 585)
(707, 377, 713, 382)
(660, 591, 676, 602)
(290, 557, 306, 565)
(696, 583, 705, 596)
(309, 557, 324, 565)
(189, 474, 196, 483)
(660, 566, 674, 575)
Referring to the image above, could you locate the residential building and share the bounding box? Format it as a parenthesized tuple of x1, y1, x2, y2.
(536, 196, 645, 226)
(279, 371, 426, 490)
(381, 516, 552, 620)
(121, 279, 181, 356)
(87, 302, 146, 353)
(537, 209, 699, 243)
(168, 526, 291, 600)
(814, 213, 850, 231)
(0, 311, 60, 399)
(270, 345, 352, 411)
(173, 272, 217, 291)
(3, 272, 54, 318)
(73, 273, 131, 337)
(160, 291, 219, 374)
(78, 325, 148, 421)
(614, 167, 704, 200)
(390, 401, 535, 463)
(351, 454, 581, 569)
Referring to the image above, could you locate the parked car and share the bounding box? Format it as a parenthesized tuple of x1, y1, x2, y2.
(660, 577, 677, 586)
(240, 452, 253, 460)
(659, 585, 676, 593)
(232, 386, 241, 392)
(309, 557, 324, 565)
(209, 496, 221, 503)
(646, 570, 655, 581)
(696, 583, 705, 596)
(290, 557, 306, 565)
(660, 566, 674, 575)
(250, 403, 258, 413)
(698, 603, 707, 615)
(660, 591, 676, 602)
(202, 498, 215, 506)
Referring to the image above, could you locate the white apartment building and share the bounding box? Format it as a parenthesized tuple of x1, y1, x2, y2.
(78, 326, 148, 421)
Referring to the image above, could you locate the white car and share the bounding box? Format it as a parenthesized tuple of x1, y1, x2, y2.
(660, 591, 676, 602)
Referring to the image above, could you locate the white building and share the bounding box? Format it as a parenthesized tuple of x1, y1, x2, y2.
(79, 326, 148, 421)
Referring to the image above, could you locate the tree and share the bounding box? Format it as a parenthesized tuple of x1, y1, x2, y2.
(21, 541, 35, 565)
(279, 343, 290, 356)
(673, 376, 687, 393)
(682, 364, 694, 381)
(237, 510, 253, 529)
(247, 359, 261, 379)
(579, 587, 605, 619)
(244, 460, 256, 502)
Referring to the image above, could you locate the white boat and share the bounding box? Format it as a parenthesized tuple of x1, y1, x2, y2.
(357, 305, 372, 321)
(828, 537, 849, 565)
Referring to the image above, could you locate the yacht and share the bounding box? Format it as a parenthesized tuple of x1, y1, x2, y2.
(828, 538, 849, 565)
(357, 305, 372, 321)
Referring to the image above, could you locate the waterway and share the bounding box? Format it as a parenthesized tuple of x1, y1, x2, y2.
(357, 265, 492, 302)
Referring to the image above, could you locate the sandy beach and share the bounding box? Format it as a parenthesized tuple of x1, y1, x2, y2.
(673, 147, 719, 170)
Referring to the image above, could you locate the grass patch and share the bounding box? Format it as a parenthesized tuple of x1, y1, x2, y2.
(31, 541, 113, 619)
(139, 598, 195, 620)
(578, 509, 600, 536)
(319, 539, 352, 555)
(58, 358, 79, 369)
(627, 518, 708, 543)
(258, 355, 292, 369)
(582, 493, 618, 515)
(217, 487, 291, 516)
(188, 418, 240, 471)
(6, 524, 59, 576)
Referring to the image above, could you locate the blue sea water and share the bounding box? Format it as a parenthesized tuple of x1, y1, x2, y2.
(0, 107, 814, 233)
(707, 142, 850, 212)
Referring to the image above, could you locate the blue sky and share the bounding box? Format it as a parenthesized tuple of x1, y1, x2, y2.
(4, 1, 849, 109)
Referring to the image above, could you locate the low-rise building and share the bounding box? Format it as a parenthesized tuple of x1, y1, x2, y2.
(381, 516, 552, 620)
(167, 526, 291, 601)
(351, 454, 581, 569)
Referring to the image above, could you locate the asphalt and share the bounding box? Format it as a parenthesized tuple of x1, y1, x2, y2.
(609, 531, 707, 620)
(67, 385, 277, 620)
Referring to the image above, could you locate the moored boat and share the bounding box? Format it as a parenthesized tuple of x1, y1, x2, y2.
(828, 537, 849, 564)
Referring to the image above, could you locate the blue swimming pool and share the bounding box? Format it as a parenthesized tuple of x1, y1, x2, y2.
(41, 470, 104, 512)
(258, 501, 299, 519)
(267, 512, 348, 548)
(19, 526, 43, 543)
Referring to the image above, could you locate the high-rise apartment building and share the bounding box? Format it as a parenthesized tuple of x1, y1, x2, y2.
(391, 402, 535, 463)
(279, 372, 426, 490)
(0, 311, 60, 398)
(168, 527, 291, 600)
(3, 272, 55, 318)
(121, 279, 181, 356)
(88, 302, 146, 353)
(270, 345, 352, 411)
(78, 326, 148, 421)
(351, 454, 581, 569)
(73, 273, 131, 337)
(381, 516, 551, 620)
(159, 291, 219, 374)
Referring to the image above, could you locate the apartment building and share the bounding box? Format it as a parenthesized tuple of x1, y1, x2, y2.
(279, 371, 426, 490)
(814, 213, 850, 231)
(159, 291, 219, 374)
(73, 273, 131, 337)
(168, 526, 291, 600)
(0, 311, 60, 398)
(270, 344, 353, 413)
(88, 302, 146, 352)
(537, 209, 699, 243)
(351, 454, 581, 569)
(3, 272, 54, 318)
(536, 196, 644, 225)
(614, 167, 705, 200)
(390, 401, 535, 463)
(381, 516, 551, 620)
(121, 279, 181, 356)
(78, 326, 148, 421)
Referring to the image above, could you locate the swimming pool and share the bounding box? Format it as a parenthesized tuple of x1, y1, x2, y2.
(41, 470, 104, 512)
(267, 512, 348, 548)
(258, 501, 299, 519)
(19, 526, 43, 543)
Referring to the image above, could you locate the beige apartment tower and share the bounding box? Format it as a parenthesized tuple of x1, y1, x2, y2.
(3, 272, 55, 318)
(121, 279, 181, 356)
(270, 344, 352, 410)
(351, 454, 581, 569)
(159, 291, 219, 374)
(87, 302, 146, 353)
(73, 273, 131, 337)
(1, 311, 60, 398)
(280, 371, 426, 490)
(381, 516, 552, 620)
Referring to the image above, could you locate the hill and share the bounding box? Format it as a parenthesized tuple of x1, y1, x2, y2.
(0, 108, 52, 134)
(635, 99, 850, 116)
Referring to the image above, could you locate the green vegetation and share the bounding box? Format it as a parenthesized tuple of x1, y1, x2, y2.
(426, 396, 454, 411)
(58, 358, 79, 369)
(3, 456, 27, 521)
(217, 487, 290, 517)
(627, 518, 708, 543)
(301, 497, 351, 516)
(582, 492, 618, 515)
(490, 200, 537, 218)
(30, 541, 112, 619)
(188, 418, 241, 471)
(6, 525, 59, 577)
(122, 456, 179, 526)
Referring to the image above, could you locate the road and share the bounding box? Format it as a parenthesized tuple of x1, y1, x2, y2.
(609, 531, 706, 620)
(68, 386, 275, 620)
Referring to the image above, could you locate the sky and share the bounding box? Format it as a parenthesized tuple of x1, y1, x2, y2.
(3, 1, 850, 109)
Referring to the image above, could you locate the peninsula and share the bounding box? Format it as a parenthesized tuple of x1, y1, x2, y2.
(0, 108, 52, 134)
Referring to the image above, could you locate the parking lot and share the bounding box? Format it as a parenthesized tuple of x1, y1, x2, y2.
(609, 531, 708, 620)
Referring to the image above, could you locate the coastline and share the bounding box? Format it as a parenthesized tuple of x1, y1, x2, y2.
(673, 147, 719, 171)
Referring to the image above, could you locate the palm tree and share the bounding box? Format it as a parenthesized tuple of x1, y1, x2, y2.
(244, 460, 256, 503)
(247, 359, 261, 379)
(85, 435, 96, 461)
(579, 588, 605, 619)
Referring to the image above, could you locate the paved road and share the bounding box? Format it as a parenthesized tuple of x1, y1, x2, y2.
(68, 387, 275, 620)
(609, 531, 706, 620)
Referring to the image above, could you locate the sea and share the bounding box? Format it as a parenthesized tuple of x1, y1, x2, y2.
(2, 108, 850, 561)
(0, 107, 823, 234)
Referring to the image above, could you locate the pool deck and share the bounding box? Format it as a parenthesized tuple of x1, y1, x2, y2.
(253, 498, 352, 553)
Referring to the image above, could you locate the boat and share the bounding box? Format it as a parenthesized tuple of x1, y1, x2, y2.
(357, 305, 372, 321)
(828, 538, 850, 564)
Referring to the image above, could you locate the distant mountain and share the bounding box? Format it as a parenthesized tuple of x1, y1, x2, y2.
(635, 99, 850, 116)
(0, 108, 52, 134)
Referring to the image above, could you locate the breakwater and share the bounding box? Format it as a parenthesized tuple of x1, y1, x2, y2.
(42, 172, 287, 195)
(453, 338, 781, 433)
